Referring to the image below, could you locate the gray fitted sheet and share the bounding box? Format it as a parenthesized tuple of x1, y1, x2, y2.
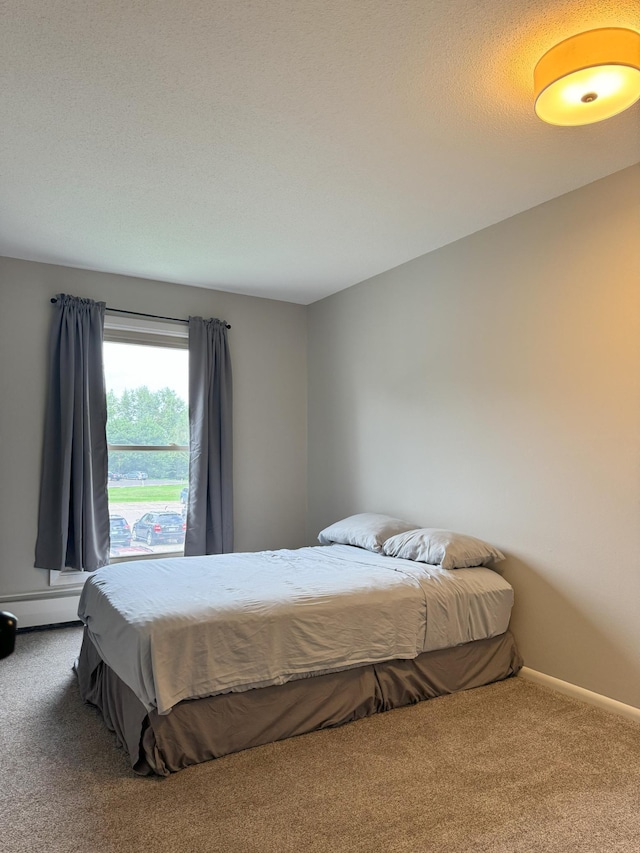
(76, 628, 522, 776)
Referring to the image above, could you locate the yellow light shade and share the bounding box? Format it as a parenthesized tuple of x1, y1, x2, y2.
(534, 27, 640, 126)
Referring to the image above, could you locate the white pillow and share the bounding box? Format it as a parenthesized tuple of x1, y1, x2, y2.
(382, 528, 505, 569)
(318, 513, 416, 553)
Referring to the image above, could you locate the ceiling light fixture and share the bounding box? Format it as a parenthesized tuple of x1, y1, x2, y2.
(534, 27, 640, 125)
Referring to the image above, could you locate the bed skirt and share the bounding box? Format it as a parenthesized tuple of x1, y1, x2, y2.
(76, 628, 522, 776)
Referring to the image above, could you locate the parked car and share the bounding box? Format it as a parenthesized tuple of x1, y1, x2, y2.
(125, 471, 148, 480)
(108, 471, 123, 481)
(132, 512, 186, 546)
(109, 515, 132, 547)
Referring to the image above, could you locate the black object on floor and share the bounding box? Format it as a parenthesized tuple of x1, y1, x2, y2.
(0, 611, 18, 659)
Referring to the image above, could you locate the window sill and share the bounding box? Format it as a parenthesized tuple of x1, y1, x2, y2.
(49, 551, 184, 587)
(109, 550, 184, 563)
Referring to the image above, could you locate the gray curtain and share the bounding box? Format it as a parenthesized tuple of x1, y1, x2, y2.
(34, 294, 110, 572)
(185, 317, 233, 555)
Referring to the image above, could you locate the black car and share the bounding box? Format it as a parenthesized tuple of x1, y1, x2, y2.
(132, 512, 186, 546)
(109, 515, 132, 547)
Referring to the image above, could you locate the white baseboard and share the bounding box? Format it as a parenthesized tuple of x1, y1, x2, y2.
(518, 666, 640, 724)
(0, 595, 82, 628)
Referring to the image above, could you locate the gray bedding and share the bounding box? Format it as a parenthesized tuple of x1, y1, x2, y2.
(76, 628, 522, 776)
(78, 544, 514, 715)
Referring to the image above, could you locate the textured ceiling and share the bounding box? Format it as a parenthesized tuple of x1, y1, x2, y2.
(1, 0, 639, 304)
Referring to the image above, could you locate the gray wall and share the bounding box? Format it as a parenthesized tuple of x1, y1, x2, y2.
(308, 165, 640, 709)
(0, 258, 307, 601)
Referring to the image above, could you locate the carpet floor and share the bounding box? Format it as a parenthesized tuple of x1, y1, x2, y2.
(2, 625, 640, 853)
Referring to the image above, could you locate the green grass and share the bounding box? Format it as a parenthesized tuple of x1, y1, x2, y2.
(107, 483, 187, 503)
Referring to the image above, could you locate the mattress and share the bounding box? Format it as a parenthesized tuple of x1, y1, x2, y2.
(77, 543, 514, 715)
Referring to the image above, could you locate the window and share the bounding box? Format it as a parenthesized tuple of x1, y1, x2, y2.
(103, 317, 189, 560)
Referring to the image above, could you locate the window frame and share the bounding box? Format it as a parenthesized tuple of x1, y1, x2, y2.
(104, 315, 189, 563)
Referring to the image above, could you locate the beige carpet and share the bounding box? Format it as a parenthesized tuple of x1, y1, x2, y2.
(2, 625, 640, 853)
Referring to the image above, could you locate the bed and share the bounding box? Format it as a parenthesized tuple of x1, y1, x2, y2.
(76, 517, 521, 776)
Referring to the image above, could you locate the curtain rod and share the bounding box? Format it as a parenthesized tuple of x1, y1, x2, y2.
(49, 298, 231, 329)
